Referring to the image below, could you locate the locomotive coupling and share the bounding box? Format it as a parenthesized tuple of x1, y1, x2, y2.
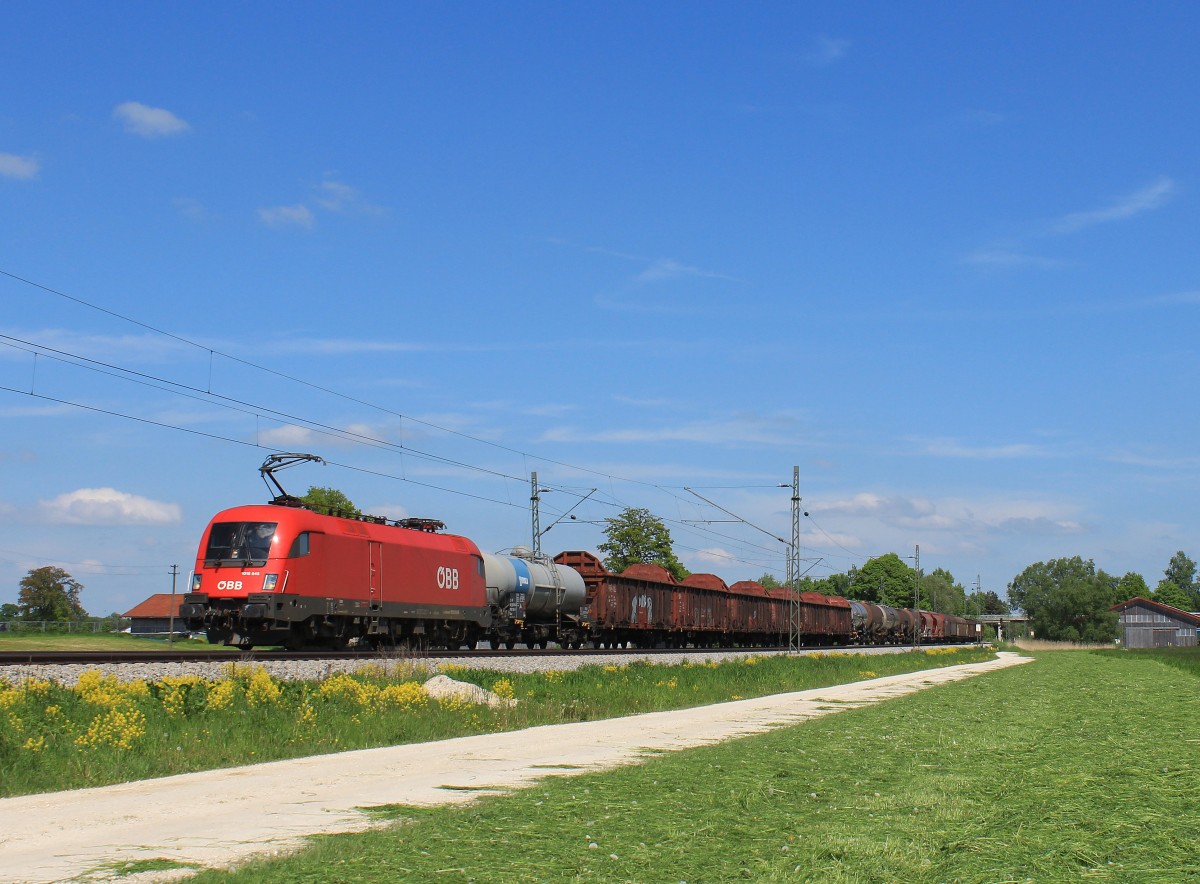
(179, 593, 209, 620)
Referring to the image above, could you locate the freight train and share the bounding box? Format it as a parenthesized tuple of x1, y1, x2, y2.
(180, 458, 979, 650)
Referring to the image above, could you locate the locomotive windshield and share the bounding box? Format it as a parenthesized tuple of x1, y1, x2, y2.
(204, 521, 279, 566)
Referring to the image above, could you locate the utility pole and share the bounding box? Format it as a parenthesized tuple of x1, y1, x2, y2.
(684, 475, 796, 647)
(913, 544, 920, 649)
(530, 472, 542, 558)
(789, 466, 801, 652)
(168, 564, 179, 643)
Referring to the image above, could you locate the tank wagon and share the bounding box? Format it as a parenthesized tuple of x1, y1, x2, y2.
(850, 600, 976, 645)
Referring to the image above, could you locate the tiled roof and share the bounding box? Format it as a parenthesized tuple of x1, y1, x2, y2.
(1110, 596, 1200, 627)
(123, 594, 185, 619)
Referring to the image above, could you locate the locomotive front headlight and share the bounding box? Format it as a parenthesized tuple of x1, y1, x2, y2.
(263, 574, 279, 592)
(191, 574, 202, 591)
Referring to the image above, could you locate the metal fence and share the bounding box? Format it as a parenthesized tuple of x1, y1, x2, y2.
(0, 618, 131, 634)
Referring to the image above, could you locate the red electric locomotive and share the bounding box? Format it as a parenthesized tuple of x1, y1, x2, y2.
(182, 503, 492, 650)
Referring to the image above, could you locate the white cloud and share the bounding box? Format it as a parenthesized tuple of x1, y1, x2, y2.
(691, 547, 737, 569)
(258, 204, 316, 229)
(0, 152, 39, 180)
(813, 492, 1083, 537)
(1051, 177, 1176, 234)
(804, 35, 849, 66)
(962, 109, 1005, 126)
(260, 337, 445, 355)
(634, 258, 734, 285)
(40, 488, 181, 525)
(915, 437, 1044, 459)
(961, 248, 1064, 269)
(113, 101, 191, 138)
(314, 178, 385, 216)
(257, 424, 320, 447)
(965, 177, 1176, 271)
(172, 197, 210, 222)
(366, 503, 410, 522)
(540, 415, 800, 447)
(1142, 290, 1200, 307)
(0, 328, 192, 365)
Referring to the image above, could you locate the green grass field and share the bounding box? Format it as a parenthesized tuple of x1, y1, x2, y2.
(0, 647, 991, 797)
(0, 631, 233, 652)
(185, 649, 1200, 883)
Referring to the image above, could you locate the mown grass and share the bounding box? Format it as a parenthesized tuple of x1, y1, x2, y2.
(1099, 644, 1200, 679)
(0, 631, 236, 652)
(188, 650, 1200, 883)
(0, 647, 991, 797)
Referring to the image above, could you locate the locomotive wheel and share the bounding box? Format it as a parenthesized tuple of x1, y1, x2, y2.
(503, 640, 515, 650)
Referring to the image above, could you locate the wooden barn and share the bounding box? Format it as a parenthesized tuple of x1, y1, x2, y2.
(1110, 597, 1200, 648)
(123, 594, 185, 636)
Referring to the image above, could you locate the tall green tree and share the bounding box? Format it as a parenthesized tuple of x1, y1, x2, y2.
(813, 572, 852, 598)
(17, 566, 86, 621)
(302, 486, 361, 517)
(1007, 557, 1119, 642)
(598, 507, 688, 580)
(965, 590, 1011, 616)
(1163, 551, 1199, 609)
(1116, 571, 1150, 601)
(921, 567, 967, 614)
(852, 553, 917, 607)
(1153, 580, 1193, 611)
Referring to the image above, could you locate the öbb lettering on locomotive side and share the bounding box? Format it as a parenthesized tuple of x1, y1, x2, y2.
(181, 498, 980, 651)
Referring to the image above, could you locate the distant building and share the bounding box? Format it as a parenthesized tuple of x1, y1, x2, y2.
(123, 594, 185, 636)
(1110, 597, 1200, 648)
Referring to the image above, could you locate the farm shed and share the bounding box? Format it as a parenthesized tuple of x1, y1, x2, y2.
(123, 594, 185, 636)
(1110, 597, 1200, 648)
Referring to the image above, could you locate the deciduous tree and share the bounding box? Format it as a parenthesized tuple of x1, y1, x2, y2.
(1163, 551, 1199, 610)
(598, 507, 688, 580)
(921, 567, 967, 614)
(1116, 571, 1150, 601)
(1007, 557, 1119, 642)
(1153, 579, 1193, 612)
(17, 566, 86, 621)
(302, 486, 361, 517)
(964, 590, 1011, 616)
(852, 553, 917, 607)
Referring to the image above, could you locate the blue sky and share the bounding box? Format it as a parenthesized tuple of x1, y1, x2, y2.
(2, 2, 1197, 616)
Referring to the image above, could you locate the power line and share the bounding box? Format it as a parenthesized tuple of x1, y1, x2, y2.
(1, 268, 808, 567)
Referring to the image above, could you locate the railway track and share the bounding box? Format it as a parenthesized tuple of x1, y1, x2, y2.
(0, 644, 801, 668)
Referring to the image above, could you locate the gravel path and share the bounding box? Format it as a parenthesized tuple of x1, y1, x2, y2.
(0, 651, 1029, 884)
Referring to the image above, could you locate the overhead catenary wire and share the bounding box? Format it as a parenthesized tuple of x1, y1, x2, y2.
(1, 268, 824, 571)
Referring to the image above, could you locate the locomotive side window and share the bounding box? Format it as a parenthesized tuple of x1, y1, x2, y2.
(288, 532, 311, 558)
(205, 521, 279, 565)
